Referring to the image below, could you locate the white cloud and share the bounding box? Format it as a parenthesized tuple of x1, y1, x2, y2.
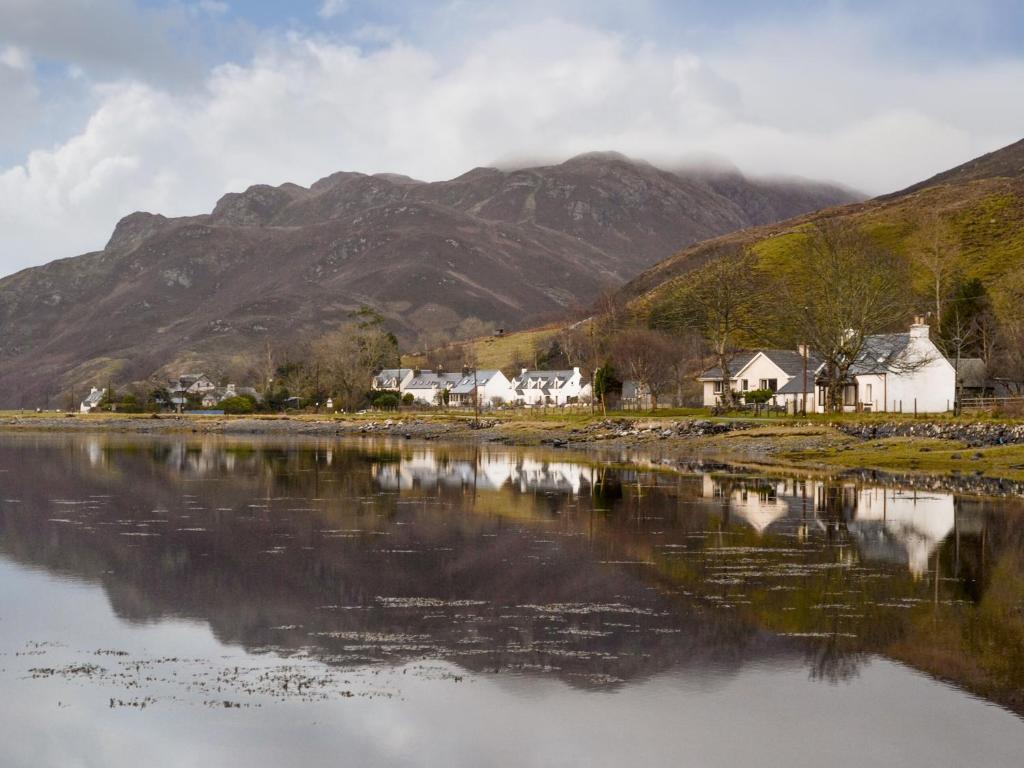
(319, 0, 348, 20)
(0, 17, 1022, 276)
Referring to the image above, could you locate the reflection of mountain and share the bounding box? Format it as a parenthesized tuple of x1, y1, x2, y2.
(0, 436, 794, 691)
(0, 435, 1021, 713)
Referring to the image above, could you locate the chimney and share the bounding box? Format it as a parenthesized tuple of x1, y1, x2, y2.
(521, 368, 528, 376)
(910, 316, 929, 340)
(435, 366, 444, 376)
(797, 344, 807, 357)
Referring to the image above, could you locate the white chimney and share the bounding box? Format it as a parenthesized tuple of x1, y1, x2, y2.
(910, 316, 929, 339)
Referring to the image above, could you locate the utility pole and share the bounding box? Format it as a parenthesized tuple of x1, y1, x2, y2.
(802, 343, 808, 417)
(473, 366, 480, 425)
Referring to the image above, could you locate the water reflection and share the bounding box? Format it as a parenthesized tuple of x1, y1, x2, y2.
(0, 433, 1022, 760)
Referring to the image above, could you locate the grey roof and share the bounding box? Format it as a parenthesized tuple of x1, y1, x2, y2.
(700, 350, 821, 381)
(373, 368, 414, 386)
(848, 334, 912, 375)
(406, 372, 462, 389)
(82, 389, 105, 406)
(450, 370, 502, 395)
(514, 370, 575, 388)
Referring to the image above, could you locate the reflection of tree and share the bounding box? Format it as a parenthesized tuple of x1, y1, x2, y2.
(1, 437, 1023, 713)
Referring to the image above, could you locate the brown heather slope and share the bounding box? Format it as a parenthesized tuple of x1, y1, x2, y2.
(0, 153, 857, 407)
(620, 138, 1024, 326)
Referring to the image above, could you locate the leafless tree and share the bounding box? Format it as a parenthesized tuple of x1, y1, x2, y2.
(912, 214, 960, 331)
(314, 313, 400, 410)
(785, 220, 914, 412)
(656, 246, 763, 409)
(611, 328, 681, 411)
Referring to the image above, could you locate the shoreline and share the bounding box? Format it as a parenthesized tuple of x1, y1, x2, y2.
(5, 412, 1024, 487)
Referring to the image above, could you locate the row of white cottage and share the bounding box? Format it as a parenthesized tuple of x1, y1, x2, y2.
(372, 367, 592, 407)
(699, 319, 962, 413)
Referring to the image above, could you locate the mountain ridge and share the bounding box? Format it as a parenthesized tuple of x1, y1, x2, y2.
(0, 152, 860, 407)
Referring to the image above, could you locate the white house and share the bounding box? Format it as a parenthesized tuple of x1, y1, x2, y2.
(372, 368, 415, 391)
(511, 368, 591, 406)
(80, 387, 106, 413)
(402, 371, 463, 405)
(699, 320, 954, 413)
(168, 373, 217, 409)
(699, 348, 821, 410)
(448, 370, 515, 407)
(818, 319, 955, 413)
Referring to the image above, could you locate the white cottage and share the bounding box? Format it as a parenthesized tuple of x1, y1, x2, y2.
(448, 370, 514, 407)
(402, 371, 463, 405)
(511, 368, 591, 406)
(699, 348, 821, 410)
(817, 319, 955, 413)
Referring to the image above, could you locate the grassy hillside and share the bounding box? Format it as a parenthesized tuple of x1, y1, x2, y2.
(621, 140, 1024, 335)
(401, 325, 563, 371)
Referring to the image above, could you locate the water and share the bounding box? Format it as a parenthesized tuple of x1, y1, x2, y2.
(0, 434, 1022, 767)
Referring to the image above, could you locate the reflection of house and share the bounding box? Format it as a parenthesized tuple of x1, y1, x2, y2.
(702, 475, 794, 532)
(374, 451, 594, 495)
(512, 368, 591, 406)
(80, 387, 106, 413)
(449, 370, 514, 407)
(847, 488, 955, 577)
(699, 348, 821, 409)
(372, 368, 415, 392)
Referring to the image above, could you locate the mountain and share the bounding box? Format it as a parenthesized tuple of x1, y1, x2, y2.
(0, 153, 858, 407)
(621, 139, 1024, 324)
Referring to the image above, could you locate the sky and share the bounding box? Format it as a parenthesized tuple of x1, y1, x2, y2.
(0, 0, 1022, 276)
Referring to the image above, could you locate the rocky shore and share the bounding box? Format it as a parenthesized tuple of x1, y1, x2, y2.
(836, 420, 1024, 447)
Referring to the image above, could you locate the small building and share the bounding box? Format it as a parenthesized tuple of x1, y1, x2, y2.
(449, 370, 514, 408)
(511, 368, 591, 406)
(699, 348, 821, 410)
(79, 387, 106, 413)
(168, 373, 217, 409)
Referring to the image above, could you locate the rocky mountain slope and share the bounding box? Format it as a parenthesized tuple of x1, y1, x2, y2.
(0, 153, 857, 406)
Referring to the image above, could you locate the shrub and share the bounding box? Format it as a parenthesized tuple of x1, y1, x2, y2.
(743, 388, 775, 405)
(373, 393, 400, 410)
(221, 395, 255, 414)
(401, 393, 414, 406)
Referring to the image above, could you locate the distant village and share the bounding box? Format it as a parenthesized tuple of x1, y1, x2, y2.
(75, 316, 1011, 417)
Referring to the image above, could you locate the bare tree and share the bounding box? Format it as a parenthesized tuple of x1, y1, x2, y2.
(786, 221, 913, 412)
(912, 214, 960, 331)
(611, 328, 682, 411)
(314, 311, 400, 411)
(656, 246, 763, 409)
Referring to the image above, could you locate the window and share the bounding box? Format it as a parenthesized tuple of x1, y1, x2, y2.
(759, 378, 778, 392)
(741, 379, 749, 391)
(713, 381, 723, 393)
(865, 383, 873, 401)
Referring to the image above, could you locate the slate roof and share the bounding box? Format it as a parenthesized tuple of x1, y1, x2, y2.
(406, 372, 462, 389)
(450, 371, 503, 395)
(700, 350, 821, 381)
(82, 388, 105, 407)
(514, 370, 576, 389)
(373, 368, 414, 388)
(848, 333, 913, 375)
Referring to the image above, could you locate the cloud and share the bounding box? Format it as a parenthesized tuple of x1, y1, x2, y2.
(0, 15, 1022, 277)
(319, 0, 348, 19)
